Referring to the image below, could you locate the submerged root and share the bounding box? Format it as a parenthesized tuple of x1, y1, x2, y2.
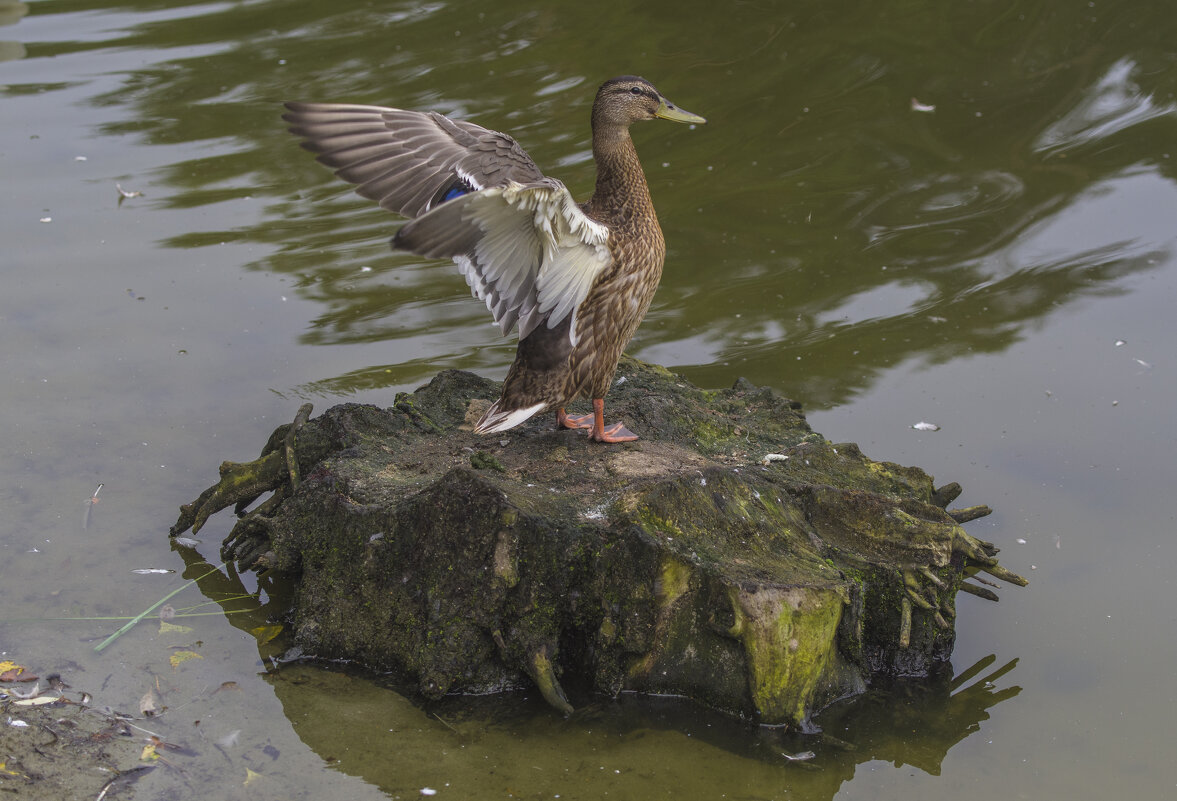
(171, 404, 315, 567)
(528, 650, 574, 716)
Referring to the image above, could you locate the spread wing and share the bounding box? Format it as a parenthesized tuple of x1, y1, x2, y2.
(284, 102, 613, 343)
(283, 102, 547, 218)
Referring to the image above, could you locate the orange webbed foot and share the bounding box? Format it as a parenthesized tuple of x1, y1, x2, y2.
(588, 399, 638, 444)
(591, 422, 638, 443)
(557, 408, 594, 431)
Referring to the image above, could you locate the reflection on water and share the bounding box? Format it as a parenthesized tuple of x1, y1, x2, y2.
(264, 655, 1020, 800)
(3, 0, 1177, 798)
(48, 0, 1170, 406)
(1036, 58, 1177, 156)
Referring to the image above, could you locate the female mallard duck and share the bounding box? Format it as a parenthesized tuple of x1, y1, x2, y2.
(284, 76, 704, 442)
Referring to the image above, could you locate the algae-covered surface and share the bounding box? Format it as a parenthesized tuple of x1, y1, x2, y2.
(173, 358, 1024, 727)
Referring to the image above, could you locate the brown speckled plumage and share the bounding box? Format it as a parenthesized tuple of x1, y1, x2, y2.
(284, 76, 704, 442)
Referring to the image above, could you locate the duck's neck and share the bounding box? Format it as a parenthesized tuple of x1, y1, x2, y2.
(588, 125, 653, 223)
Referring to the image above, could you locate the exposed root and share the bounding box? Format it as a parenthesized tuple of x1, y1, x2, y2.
(527, 650, 574, 716)
(899, 596, 912, 648)
(171, 404, 316, 567)
(948, 505, 991, 523)
(931, 482, 962, 508)
(959, 582, 1000, 602)
(979, 562, 1029, 587)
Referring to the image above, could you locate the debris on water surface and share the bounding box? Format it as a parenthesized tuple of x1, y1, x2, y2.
(83, 483, 103, 529)
(116, 183, 143, 199)
(781, 750, 816, 761)
(912, 421, 940, 431)
(8, 683, 44, 701)
(168, 650, 202, 669)
(0, 660, 35, 683)
(132, 568, 174, 574)
(910, 98, 936, 112)
(139, 690, 158, 717)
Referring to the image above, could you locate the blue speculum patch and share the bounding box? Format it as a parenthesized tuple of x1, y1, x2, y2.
(442, 179, 475, 203)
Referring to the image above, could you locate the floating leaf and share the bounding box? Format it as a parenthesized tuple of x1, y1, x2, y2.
(244, 767, 263, 786)
(140, 743, 158, 761)
(250, 624, 283, 644)
(13, 696, 58, 707)
(139, 690, 158, 717)
(169, 650, 203, 669)
(159, 621, 192, 634)
(0, 661, 33, 682)
(0, 761, 27, 778)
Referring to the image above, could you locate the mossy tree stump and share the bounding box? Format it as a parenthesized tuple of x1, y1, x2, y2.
(172, 358, 1025, 728)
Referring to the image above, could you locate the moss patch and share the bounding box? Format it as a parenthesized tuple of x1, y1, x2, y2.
(173, 358, 1024, 726)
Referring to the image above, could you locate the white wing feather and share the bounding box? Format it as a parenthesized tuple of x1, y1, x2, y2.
(395, 182, 611, 344)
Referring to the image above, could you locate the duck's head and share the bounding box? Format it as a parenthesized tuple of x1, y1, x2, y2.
(592, 76, 706, 129)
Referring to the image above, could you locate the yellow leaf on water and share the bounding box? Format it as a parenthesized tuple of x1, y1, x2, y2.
(0, 660, 19, 673)
(1, 761, 27, 778)
(140, 743, 158, 761)
(244, 767, 264, 786)
(169, 650, 203, 669)
(159, 620, 192, 634)
(249, 624, 283, 644)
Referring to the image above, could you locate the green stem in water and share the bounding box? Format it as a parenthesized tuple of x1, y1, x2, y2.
(94, 562, 227, 652)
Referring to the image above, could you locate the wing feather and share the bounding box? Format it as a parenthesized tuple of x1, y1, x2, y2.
(285, 102, 610, 345)
(283, 102, 546, 219)
(395, 184, 611, 342)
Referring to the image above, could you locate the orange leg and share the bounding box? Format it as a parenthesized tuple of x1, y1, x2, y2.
(589, 398, 637, 443)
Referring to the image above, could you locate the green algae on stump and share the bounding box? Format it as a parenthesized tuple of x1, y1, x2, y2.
(172, 357, 1025, 727)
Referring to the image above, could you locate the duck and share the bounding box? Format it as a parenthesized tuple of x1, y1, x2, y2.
(283, 76, 705, 442)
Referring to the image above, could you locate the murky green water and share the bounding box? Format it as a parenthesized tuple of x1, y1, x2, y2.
(3, 0, 1176, 797)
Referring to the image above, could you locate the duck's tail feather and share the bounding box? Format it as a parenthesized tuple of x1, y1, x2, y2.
(475, 400, 547, 434)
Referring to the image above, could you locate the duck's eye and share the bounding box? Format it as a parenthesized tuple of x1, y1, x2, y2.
(630, 86, 643, 95)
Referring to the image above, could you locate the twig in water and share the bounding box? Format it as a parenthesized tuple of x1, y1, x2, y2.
(94, 562, 227, 652)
